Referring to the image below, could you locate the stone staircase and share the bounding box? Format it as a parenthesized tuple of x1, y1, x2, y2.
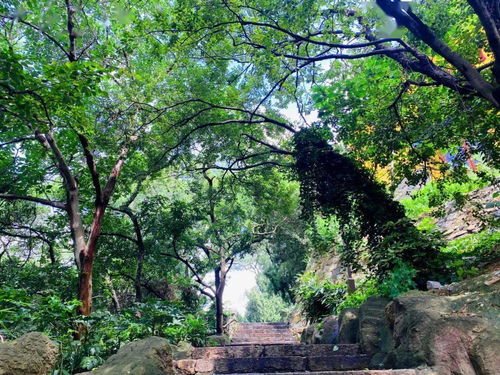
(173, 322, 417, 375)
(231, 322, 298, 345)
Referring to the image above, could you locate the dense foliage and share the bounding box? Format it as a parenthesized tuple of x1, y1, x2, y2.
(0, 0, 499, 372)
(293, 127, 446, 287)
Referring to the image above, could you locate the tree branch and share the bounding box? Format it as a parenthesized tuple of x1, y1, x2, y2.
(0, 136, 36, 147)
(0, 14, 71, 60)
(0, 193, 66, 210)
(77, 133, 102, 205)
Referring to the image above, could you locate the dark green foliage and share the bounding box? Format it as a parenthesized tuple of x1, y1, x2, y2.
(262, 224, 308, 303)
(295, 263, 418, 322)
(293, 127, 446, 287)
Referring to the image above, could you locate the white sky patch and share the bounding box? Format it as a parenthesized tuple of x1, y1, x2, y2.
(223, 269, 257, 316)
(280, 102, 319, 128)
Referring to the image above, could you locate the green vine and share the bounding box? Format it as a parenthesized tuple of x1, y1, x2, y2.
(293, 126, 446, 287)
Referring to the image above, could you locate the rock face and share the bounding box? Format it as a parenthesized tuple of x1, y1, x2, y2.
(435, 183, 499, 241)
(78, 336, 174, 375)
(358, 297, 393, 369)
(0, 332, 59, 375)
(338, 307, 360, 344)
(300, 271, 499, 374)
(300, 317, 339, 344)
(386, 271, 500, 374)
(349, 271, 500, 374)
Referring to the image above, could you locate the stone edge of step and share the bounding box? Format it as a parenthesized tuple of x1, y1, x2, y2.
(212, 371, 418, 375)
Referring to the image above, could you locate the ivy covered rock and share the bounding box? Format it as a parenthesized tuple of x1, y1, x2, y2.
(0, 332, 58, 375)
(78, 336, 174, 375)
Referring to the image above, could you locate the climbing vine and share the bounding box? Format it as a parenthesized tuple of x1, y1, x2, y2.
(293, 127, 446, 287)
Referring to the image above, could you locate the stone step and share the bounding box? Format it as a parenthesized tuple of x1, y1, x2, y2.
(237, 323, 289, 327)
(234, 330, 292, 335)
(175, 355, 370, 374)
(230, 341, 299, 345)
(231, 336, 297, 341)
(191, 344, 360, 359)
(214, 371, 417, 375)
(231, 322, 298, 345)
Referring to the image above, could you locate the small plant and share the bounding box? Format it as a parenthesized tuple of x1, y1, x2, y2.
(336, 279, 379, 312)
(0, 288, 210, 374)
(294, 271, 347, 322)
(378, 261, 417, 298)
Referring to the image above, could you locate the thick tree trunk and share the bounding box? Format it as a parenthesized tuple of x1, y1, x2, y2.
(467, 0, 500, 85)
(77, 251, 94, 316)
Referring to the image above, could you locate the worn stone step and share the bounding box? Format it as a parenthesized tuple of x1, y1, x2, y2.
(214, 371, 418, 375)
(175, 355, 370, 374)
(230, 337, 297, 340)
(307, 355, 370, 371)
(191, 344, 360, 359)
(234, 330, 292, 337)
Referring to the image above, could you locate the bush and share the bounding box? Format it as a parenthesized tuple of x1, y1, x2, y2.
(244, 288, 292, 322)
(0, 287, 209, 374)
(378, 261, 417, 298)
(441, 230, 500, 280)
(400, 178, 490, 220)
(294, 271, 347, 322)
(336, 279, 379, 312)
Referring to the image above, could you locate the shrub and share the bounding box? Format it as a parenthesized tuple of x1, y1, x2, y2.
(0, 288, 209, 374)
(294, 271, 346, 322)
(441, 230, 500, 280)
(378, 261, 417, 298)
(335, 279, 379, 312)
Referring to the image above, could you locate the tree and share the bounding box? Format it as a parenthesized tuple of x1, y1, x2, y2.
(245, 287, 291, 322)
(0, 0, 225, 315)
(165, 0, 499, 185)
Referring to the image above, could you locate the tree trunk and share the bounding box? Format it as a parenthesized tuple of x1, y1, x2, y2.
(76, 205, 105, 315)
(104, 273, 121, 312)
(77, 252, 94, 315)
(133, 216, 145, 302)
(214, 266, 226, 334)
(346, 266, 356, 295)
(377, 0, 499, 106)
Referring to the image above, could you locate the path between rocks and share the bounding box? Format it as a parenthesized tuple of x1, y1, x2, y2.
(173, 322, 418, 375)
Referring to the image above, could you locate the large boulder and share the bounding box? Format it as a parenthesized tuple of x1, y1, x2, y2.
(337, 308, 359, 344)
(387, 271, 500, 374)
(301, 316, 338, 344)
(358, 296, 393, 366)
(173, 341, 194, 360)
(318, 316, 339, 344)
(0, 332, 59, 375)
(78, 336, 174, 375)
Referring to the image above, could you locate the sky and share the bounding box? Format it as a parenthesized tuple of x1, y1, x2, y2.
(223, 269, 257, 315)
